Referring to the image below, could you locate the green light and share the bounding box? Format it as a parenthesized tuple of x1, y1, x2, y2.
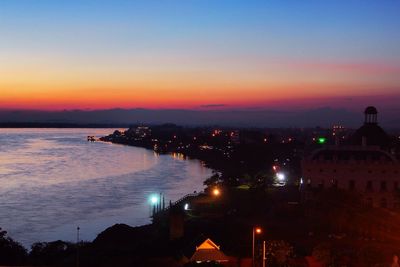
(318, 137, 327, 144)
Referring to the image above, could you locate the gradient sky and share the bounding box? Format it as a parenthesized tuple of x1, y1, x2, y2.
(1, 0, 400, 111)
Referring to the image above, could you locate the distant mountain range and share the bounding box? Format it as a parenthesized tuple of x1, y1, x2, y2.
(0, 107, 398, 128)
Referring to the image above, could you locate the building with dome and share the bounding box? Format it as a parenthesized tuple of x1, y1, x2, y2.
(302, 107, 400, 209)
(349, 106, 392, 148)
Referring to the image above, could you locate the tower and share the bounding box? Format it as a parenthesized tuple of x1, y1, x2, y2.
(364, 106, 378, 125)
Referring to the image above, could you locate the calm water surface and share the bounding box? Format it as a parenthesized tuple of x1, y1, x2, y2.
(0, 128, 212, 247)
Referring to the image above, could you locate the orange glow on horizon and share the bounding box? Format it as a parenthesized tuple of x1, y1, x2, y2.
(1, 80, 395, 111)
(2, 50, 399, 111)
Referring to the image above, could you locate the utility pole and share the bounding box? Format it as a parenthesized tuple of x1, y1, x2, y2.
(252, 227, 262, 267)
(252, 227, 255, 267)
(262, 241, 266, 267)
(76, 226, 80, 267)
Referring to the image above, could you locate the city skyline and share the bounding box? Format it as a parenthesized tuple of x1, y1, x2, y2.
(1, 0, 400, 112)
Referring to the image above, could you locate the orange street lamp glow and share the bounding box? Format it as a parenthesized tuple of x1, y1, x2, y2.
(252, 226, 263, 267)
(213, 188, 220, 196)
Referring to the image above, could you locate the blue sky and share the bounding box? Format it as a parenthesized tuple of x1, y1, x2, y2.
(0, 0, 399, 111)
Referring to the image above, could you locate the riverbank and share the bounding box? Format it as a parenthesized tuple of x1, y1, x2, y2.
(99, 124, 303, 188)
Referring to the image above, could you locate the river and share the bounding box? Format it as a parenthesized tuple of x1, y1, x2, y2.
(0, 128, 212, 247)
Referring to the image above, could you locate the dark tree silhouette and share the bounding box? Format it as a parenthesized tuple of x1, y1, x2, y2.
(29, 240, 77, 266)
(0, 227, 28, 265)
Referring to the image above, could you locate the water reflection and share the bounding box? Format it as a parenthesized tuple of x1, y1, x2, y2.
(0, 129, 212, 246)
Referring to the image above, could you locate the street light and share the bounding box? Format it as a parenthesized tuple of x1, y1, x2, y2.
(212, 188, 220, 196)
(276, 172, 285, 182)
(184, 203, 189, 210)
(149, 194, 160, 216)
(149, 194, 159, 205)
(252, 226, 262, 267)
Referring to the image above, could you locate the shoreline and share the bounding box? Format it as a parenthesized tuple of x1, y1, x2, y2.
(98, 138, 216, 173)
(1, 128, 213, 252)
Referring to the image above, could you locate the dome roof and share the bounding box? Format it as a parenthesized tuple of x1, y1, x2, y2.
(365, 106, 378, 115)
(349, 106, 390, 147)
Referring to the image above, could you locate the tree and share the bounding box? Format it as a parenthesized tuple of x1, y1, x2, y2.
(266, 240, 294, 266)
(0, 228, 28, 265)
(30, 240, 77, 266)
(204, 173, 222, 186)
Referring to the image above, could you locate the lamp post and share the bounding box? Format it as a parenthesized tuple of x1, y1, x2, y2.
(252, 227, 262, 267)
(262, 240, 266, 267)
(149, 194, 159, 216)
(76, 226, 80, 267)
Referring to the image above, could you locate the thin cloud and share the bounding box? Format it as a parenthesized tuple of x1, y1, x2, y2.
(200, 104, 227, 108)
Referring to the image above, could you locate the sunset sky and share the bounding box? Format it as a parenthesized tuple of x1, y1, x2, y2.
(1, 0, 400, 111)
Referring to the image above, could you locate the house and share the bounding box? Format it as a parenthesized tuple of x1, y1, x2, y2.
(190, 238, 229, 264)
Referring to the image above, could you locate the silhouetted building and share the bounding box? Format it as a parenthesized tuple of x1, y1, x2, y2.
(302, 107, 400, 209)
(349, 106, 391, 148)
